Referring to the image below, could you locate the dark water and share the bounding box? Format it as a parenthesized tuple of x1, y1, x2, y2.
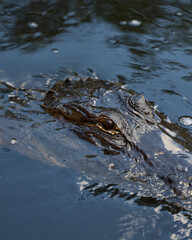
(0, 0, 192, 239)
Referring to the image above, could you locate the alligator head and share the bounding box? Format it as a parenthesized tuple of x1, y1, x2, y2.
(42, 78, 192, 200)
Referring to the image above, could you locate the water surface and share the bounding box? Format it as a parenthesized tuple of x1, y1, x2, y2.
(0, 1, 192, 239)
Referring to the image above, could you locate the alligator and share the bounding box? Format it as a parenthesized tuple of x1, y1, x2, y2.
(0, 77, 192, 208)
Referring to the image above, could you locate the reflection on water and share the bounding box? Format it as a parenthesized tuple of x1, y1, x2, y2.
(0, 0, 192, 239)
(78, 176, 192, 239)
(118, 209, 192, 240)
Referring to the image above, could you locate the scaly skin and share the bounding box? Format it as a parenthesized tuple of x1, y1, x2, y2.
(42, 78, 192, 199)
(0, 77, 192, 208)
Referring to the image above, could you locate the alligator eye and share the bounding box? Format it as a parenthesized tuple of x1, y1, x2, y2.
(99, 117, 115, 131)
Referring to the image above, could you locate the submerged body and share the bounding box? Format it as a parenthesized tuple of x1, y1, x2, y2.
(42, 78, 192, 199)
(0, 77, 192, 208)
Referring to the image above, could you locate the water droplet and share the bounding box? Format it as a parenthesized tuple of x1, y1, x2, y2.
(10, 138, 17, 145)
(177, 164, 183, 171)
(51, 48, 59, 54)
(129, 19, 142, 27)
(28, 22, 38, 28)
(120, 21, 127, 26)
(109, 163, 115, 170)
(179, 116, 192, 126)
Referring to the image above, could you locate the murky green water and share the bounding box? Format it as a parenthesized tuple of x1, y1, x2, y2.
(0, 1, 192, 239)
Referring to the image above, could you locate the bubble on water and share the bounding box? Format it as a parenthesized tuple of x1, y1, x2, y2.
(28, 22, 38, 28)
(154, 46, 160, 51)
(120, 21, 127, 26)
(129, 19, 142, 27)
(10, 138, 17, 145)
(51, 48, 59, 53)
(109, 38, 118, 44)
(175, 11, 183, 17)
(179, 116, 192, 126)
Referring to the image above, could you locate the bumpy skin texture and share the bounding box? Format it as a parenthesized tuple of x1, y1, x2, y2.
(42, 78, 192, 200)
(1, 77, 192, 208)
